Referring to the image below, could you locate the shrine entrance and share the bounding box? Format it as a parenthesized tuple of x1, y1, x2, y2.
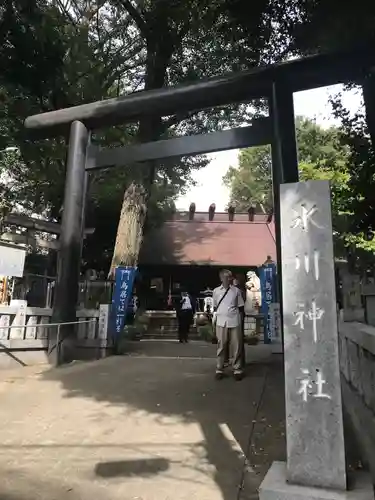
(24, 44, 375, 360)
(138, 211, 276, 344)
(24, 43, 375, 500)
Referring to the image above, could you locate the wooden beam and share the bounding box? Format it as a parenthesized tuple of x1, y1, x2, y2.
(24, 44, 375, 138)
(0, 233, 59, 250)
(88, 120, 272, 170)
(3, 214, 95, 236)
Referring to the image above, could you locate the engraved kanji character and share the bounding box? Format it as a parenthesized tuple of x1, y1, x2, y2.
(293, 303, 306, 330)
(298, 369, 313, 402)
(295, 250, 320, 280)
(313, 370, 331, 400)
(291, 204, 320, 232)
(306, 299, 324, 343)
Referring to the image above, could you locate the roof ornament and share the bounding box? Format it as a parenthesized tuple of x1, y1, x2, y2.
(267, 208, 273, 223)
(208, 203, 216, 221)
(248, 206, 255, 222)
(188, 203, 196, 220)
(228, 205, 235, 222)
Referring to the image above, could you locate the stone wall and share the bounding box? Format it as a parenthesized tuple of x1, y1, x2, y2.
(362, 286, 375, 327)
(0, 303, 110, 369)
(338, 321, 375, 481)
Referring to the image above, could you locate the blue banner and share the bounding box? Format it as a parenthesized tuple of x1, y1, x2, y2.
(259, 263, 276, 344)
(110, 266, 137, 339)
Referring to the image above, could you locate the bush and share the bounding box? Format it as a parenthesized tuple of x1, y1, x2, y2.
(198, 324, 214, 342)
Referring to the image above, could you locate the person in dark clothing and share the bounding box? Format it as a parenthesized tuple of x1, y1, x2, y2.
(223, 275, 246, 366)
(126, 294, 138, 326)
(176, 290, 195, 343)
(234, 276, 246, 366)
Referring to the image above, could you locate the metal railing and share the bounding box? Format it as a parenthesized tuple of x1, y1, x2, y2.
(0, 319, 97, 367)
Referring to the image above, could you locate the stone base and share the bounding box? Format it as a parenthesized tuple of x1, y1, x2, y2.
(259, 462, 374, 500)
(271, 341, 283, 354)
(343, 308, 365, 322)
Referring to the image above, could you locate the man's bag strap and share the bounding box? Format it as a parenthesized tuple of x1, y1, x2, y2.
(214, 287, 230, 313)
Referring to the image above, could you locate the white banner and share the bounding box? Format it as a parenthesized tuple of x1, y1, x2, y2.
(0, 244, 26, 277)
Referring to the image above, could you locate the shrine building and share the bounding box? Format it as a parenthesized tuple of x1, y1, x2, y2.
(138, 203, 276, 309)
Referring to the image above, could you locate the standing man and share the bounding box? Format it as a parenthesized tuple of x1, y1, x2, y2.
(233, 274, 246, 366)
(176, 289, 195, 343)
(213, 270, 245, 381)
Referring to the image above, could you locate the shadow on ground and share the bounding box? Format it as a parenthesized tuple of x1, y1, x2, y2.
(39, 343, 287, 499)
(0, 340, 365, 500)
(95, 458, 170, 478)
(0, 468, 79, 500)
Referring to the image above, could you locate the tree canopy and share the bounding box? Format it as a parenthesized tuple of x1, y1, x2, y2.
(2, 0, 375, 275)
(225, 117, 349, 213)
(224, 116, 375, 265)
(225, 0, 375, 244)
(223, 146, 273, 213)
(0, 0, 299, 274)
(285, 0, 375, 242)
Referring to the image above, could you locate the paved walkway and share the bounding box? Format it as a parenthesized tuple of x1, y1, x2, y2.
(0, 342, 286, 500)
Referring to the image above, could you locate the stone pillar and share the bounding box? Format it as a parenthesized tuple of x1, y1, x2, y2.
(9, 300, 27, 339)
(25, 315, 37, 339)
(98, 304, 110, 357)
(0, 313, 10, 339)
(259, 181, 373, 500)
(342, 272, 365, 322)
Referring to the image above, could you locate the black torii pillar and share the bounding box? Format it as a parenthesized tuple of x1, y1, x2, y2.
(270, 82, 299, 348)
(362, 73, 375, 151)
(50, 121, 89, 364)
(270, 83, 299, 184)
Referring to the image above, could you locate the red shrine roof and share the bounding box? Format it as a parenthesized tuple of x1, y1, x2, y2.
(140, 211, 276, 267)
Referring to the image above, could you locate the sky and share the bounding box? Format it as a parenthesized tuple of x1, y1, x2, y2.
(176, 84, 363, 212)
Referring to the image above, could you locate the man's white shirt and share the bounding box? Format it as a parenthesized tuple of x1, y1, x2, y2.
(212, 285, 244, 328)
(181, 295, 193, 310)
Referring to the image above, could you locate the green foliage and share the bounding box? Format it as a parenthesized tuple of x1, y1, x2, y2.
(224, 117, 351, 215)
(330, 94, 375, 229)
(0, 0, 68, 101)
(296, 116, 351, 219)
(329, 90, 375, 265)
(223, 145, 273, 212)
(288, 0, 375, 54)
(0, 0, 297, 272)
(275, 0, 375, 268)
(223, 116, 375, 260)
(0, 0, 211, 268)
(223, 0, 375, 266)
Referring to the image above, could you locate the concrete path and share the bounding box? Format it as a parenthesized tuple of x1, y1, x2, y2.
(0, 341, 286, 500)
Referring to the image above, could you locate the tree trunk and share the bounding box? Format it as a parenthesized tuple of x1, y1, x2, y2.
(108, 26, 176, 278)
(109, 180, 148, 272)
(108, 115, 163, 277)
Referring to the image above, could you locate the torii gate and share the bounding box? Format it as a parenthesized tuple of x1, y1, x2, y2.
(23, 44, 375, 500)
(24, 44, 375, 346)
